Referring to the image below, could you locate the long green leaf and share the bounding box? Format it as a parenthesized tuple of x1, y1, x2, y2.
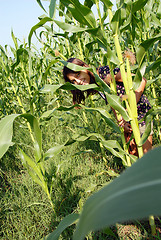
(41, 82, 99, 93)
(132, 0, 149, 13)
(73, 147, 161, 240)
(104, 93, 130, 121)
(110, 8, 120, 34)
(139, 107, 161, 146)
(28, 17, 53, 47)
(45, 213, 79, 240)
(21, 114, 42, 156)
(100, 0, 113, 9)
(19, 148, 44, 184)
(11, 29, 18, 50)
(11, 48, 28, 72)
(0, 114, 19, 159)
(106, 46, 120, 66)
(0, 114, 42, 160)
(54, 20, 87, 33)
(102, 139, 126, 164)
(36, 0, 47, 12)
(65, 133, 130, 164)
(146, 57, 161, 73)
(136, 34, 161, 66)
(43, 132, 128, 163)
(44, 144, 65, 160)
(49, 0, 56, 18)
(80, 105, 121, 133)
(54, 104, 120, 133)
(60, 0, 96, 28)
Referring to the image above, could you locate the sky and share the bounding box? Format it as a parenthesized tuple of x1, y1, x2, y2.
(0, 0, 50, 49)
(0, 0, 116, 50)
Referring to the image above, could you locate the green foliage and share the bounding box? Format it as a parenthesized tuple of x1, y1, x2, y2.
(73, 147, 161, 239)
(0, 0, 161, 238)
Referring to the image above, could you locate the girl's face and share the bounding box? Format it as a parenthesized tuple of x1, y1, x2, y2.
(67, 70, 90, 85)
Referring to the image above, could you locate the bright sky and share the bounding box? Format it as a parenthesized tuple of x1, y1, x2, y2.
(0, 0, 116, 50)
(0, 0, 50, 48)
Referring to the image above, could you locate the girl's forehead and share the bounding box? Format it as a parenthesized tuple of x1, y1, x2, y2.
(67, 72, 77, 77)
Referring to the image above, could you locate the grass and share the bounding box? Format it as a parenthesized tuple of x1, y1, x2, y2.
(0, 103, 114, 239)
(0, 168, 53, 239)
(0, 89, 160, 239)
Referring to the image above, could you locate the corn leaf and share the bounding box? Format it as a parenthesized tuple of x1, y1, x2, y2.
(28, 17, 53, 47)
(139, 107, 161, 146)
(44, 144, 65, 160)
(105, 94, 130, 121)
(65, 133, 128, 163)
(11, 48, 28, 72)
(49, 0, 56, 18)
(132, 0, 149, 13)
(0, 114, 18, 159)
(43, 132, 128, 163)
(55, 105, 120, 133)
(84, 0, 94, 9)
(80, 105, 121, 133)
(36, 0, 47, 12)
(136, 34, 161, 67)
(100, 0, 113, 9)
(45, 213, 79, 240)
(106, 46, 120, 66)
(73, 147, 161, 240)
(146, 57, 161, 73)
(54, 20, 87, 33)
(19, 148, 44, 185)
(101, 139, 126, 164)
(0, 114, 42, 160)
(11, 29, 18, 50)
(21, 114, 42, 160)
(110, 8, 120, 34)
(41, 82, 99, 93)
(60, 0, 96, 28)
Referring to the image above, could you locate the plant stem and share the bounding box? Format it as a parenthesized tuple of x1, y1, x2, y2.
(21, 63, 36, 113)
(109, 62, 131, 166)
(73, 18, 84, 61)
(113, 32, 143, 158)
(149, 215, 156, 236)
(95, 0, 105, 36)
(126, 58, 143, 158)
(151, 82, 161, 141)
(8, 75, 35, 143)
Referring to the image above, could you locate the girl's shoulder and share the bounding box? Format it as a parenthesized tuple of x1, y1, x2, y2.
(98, 65, 120, 80)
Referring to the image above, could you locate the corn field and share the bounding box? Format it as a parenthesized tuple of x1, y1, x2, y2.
(0, 0, 161, 239)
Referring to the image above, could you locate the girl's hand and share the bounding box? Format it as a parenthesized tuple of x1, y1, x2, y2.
(124, 122, 132, 133)
(118, 117, 132, 133)
(118, 116, 126, 127)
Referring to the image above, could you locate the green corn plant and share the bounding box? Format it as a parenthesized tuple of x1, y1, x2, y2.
(30, 1, 161, 237)
(0, 1, 160, 238)
(0, 113, 53, 210)
(107, 6, 143, 158)
(44, 146, 161, 240)
(30, 0, 160, 164)
(40, 70, 137, 166)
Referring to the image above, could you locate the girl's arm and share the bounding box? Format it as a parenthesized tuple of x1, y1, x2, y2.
(135, 77, 147, 103)
(115, 71, 147, 102)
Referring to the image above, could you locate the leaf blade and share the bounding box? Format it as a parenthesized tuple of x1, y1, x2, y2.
(73, 147, 161, 240)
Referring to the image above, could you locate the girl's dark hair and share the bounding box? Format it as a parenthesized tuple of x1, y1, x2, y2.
(63, 58, 97, 104)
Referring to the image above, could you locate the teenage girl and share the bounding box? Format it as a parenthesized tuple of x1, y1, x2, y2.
(63, 58, 153, 154)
